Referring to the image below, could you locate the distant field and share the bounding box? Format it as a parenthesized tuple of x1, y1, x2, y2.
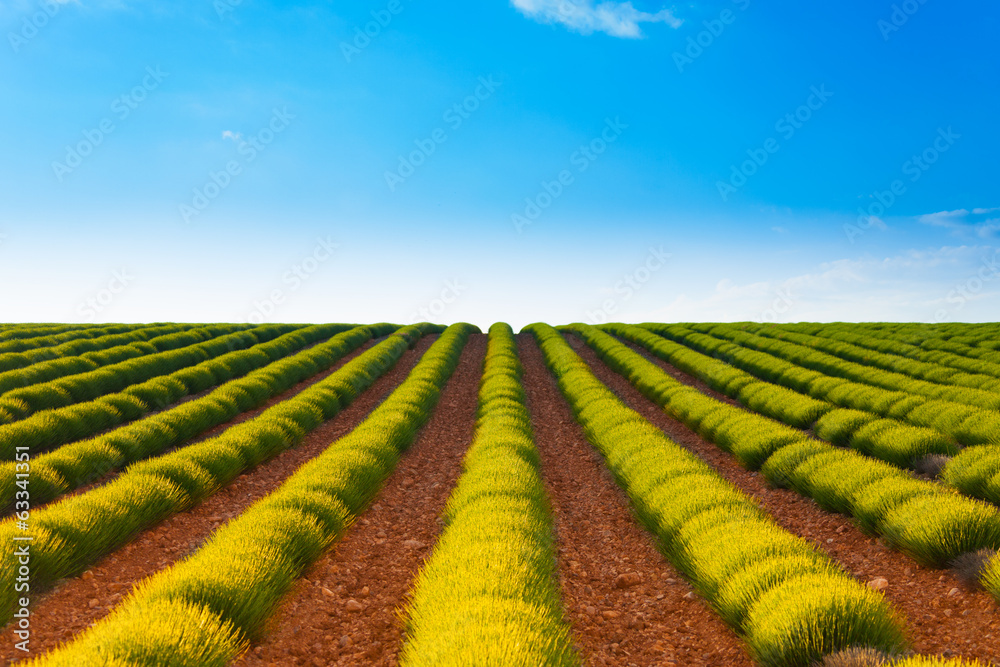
(2, 321, 999, 666)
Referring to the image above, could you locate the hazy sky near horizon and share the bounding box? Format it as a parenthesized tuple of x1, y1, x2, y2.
(1, 0, 998, 329)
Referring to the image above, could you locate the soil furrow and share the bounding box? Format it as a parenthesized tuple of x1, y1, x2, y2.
(50, 337, 383, 509)
(617, 337, 742, 408)
(518, 334, 754, 667)
(234, 333, 487, 667)
(2, 335, 434, 665)
(565, 333, 1000, 663)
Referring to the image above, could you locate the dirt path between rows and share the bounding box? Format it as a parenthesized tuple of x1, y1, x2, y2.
(518, 334, 754, 667)
(2, 337, 363, 521)
(234, 333, 486, 667)
(40, 337, 382, 512)
(566, 333, 1000, 663)
(2, 335, 435, 665)
(617, 337, 742, 408)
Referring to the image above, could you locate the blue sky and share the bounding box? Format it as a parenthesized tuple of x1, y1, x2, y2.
(1, 0, 998, 329)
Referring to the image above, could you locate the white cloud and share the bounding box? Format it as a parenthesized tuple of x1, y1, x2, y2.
(640, 246, 1000, 324)
(974, 222, 1000, 239)
(512, 0, 681, 38)
(221, 130, 243, 142)
(918, 208, 970, 227)
(917, 208, 1000, 239)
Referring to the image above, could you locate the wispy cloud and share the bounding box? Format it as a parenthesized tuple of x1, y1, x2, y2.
(221, 130, 243, 142)
(642, 246, 1000, 323)
(511, 0, 681, 38)
(918, 208, 1000, 239)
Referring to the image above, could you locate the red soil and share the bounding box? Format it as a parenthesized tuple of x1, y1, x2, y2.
(2, 336, 435, 665)
(234, 333, 487, 667)
(518, 334, 755, 667)
(10, 328, 999, 666)
(48, 338, 381, 509)
(566, 332, 1000, 664)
